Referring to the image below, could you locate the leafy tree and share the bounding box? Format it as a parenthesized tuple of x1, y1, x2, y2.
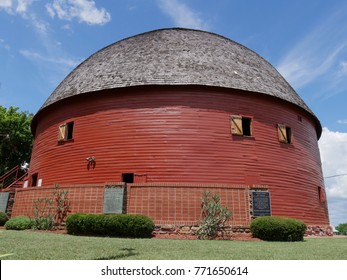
(335, 223, 347, 235)
(0, 106, 33, 175)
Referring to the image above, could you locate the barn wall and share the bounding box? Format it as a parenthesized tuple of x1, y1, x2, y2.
(28, 86, 329, 225)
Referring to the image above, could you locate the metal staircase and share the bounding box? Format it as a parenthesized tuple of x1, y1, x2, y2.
(0, 165, 27, 190)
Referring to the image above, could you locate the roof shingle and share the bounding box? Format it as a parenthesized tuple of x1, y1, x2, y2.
(40, 28, 319, 133)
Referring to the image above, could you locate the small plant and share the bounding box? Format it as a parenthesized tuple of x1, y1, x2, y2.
(32, 184, 70, 230)
(250, 216, 307, 241)
(54, 186, 70, 225)
(32, 197, 54, 230)
(0, 211, 9, 226)
(197, 191, 232, 240)
(5, 216, 32, 230)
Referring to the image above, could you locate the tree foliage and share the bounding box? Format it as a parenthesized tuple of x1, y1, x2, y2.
(0, 106, 33, 175)
(335, 223, 347, 235)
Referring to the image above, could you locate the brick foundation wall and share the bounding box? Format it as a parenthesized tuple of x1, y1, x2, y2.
(11, 185, 105, 218)
(11, 183, 261, 225)
(9, 183, 333, 237)
(126, 183, 267, 225)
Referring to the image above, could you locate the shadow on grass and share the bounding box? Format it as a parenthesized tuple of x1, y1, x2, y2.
(95, 248, 139, 260)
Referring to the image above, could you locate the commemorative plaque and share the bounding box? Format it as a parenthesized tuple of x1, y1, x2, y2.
(252, 191, 271, 216)
(103, 186, 124, 214)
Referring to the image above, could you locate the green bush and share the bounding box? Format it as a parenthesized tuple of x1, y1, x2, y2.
(66, 213, 154, 238)
(0, 211, 9, 226)
(5, 216, 32, 230)
(250, 216, 307, 241)
(31, 217, 54, 230)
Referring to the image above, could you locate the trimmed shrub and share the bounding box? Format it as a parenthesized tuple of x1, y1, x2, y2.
(5, 216, 32, 230)
(0, 211, 9, 226)
(66, 213, 154, 238)
(250, 216, 306, 241)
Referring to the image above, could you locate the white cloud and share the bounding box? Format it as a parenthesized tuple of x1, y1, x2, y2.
(277, 5, 347, 98)
(29, 13, 50, 35)
(46, 0, 111, 25)
(0, 38, 10, 50)
(0, 0, 47, 35)
(278, 43, 346, 89)
(337, 120, 347, 124)
(16, 0, 35, 14)
(20, 49, 80, 68)
(0, 0, 12, 10)
(157, 0, 208, 30)
(0, 0, 35, 14)
(338, 60, 347, 75)
(319, 127, 347, 225)
(19, 48, 82, 89)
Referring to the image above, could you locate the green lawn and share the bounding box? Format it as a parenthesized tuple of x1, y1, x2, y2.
(0, 230, 346, 260)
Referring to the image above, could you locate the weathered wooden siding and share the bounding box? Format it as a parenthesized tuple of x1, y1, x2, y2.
(28, 86, 329, 225)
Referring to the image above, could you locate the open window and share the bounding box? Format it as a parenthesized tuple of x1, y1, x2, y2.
(58, 121, 74, 142)
(277, 124, 291, 144)
(122, 173, 134, 184)
(31, 173, 38, 187)
(231, 115, 252, 136)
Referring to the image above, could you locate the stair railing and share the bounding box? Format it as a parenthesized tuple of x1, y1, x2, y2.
(0, 165, 22, 190)
(5, 171, 28, 189)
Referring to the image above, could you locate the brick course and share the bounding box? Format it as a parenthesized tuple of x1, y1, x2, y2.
(11, 185, 104, 218)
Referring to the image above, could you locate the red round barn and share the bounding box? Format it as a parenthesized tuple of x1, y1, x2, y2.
(16, 28, 329, 231)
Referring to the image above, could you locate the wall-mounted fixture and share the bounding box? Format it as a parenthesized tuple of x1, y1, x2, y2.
(86, 156, 96, 169)
(86, 156, 96, 162)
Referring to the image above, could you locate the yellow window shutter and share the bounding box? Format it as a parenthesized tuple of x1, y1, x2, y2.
(278, 124, 287, 143)
(58, 124, 67, 141)
(231, 115, 243, 135)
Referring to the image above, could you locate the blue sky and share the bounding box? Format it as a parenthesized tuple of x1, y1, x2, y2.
(0, 0, 346, 227)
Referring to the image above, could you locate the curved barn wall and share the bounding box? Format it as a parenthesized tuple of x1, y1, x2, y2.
(27, 86, 329, 225)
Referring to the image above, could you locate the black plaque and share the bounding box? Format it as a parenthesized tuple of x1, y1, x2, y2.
(252, 191, 271, 216)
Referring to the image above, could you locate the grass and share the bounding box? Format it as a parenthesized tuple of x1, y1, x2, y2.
(0, 230, 346, 260)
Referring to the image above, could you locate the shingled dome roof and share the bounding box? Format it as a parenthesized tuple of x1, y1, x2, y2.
(39, 28, 321, 135)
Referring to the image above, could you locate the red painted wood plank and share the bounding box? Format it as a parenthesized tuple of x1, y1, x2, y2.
(27, 86, 329, 225)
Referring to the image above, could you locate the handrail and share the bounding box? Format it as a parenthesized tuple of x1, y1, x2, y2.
(0, 165, 21, 190)
(5, 171, 28, 189)
(0, 165, 19, 181)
